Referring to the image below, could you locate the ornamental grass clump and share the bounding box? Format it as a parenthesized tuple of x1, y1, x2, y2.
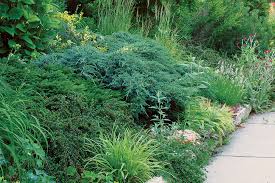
(203, 72, 246, 106)
(184, 97, 234, 144)
(0, 80, 47, 180)
(96, 0, 135, 35)
(85, 130, 163, 183)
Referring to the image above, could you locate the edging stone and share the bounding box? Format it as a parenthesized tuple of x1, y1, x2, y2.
(233, 105, 252, 126)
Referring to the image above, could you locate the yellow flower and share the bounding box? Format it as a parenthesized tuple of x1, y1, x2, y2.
(56, 11, 79, 23)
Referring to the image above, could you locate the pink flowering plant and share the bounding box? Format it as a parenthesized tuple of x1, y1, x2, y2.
(238, 34, 274, 111)
(241, 34, 257, 48)
(263, 49, 274, 66)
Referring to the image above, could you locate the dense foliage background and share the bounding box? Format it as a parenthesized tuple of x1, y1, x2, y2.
(0, 0, 274, 182)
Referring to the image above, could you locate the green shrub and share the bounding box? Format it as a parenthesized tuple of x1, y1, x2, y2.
(0, 61, 135, 182)
(85, 130, 163, 183)
(0, 0, 60, 58)
(173, 0, 201, 40)
(203, 72, 245, 106)
(0, 80, 48, 181)
(183, 97, 234, 144)
(243, 0, 270, 17)
(174, 0, 272, 53)
(36, 32, 206, 119)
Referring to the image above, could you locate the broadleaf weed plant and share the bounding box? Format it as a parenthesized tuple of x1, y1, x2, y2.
(149, 91, 171, 135)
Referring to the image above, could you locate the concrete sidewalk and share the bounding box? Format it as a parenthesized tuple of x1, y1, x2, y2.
(206, 112, 275, 183)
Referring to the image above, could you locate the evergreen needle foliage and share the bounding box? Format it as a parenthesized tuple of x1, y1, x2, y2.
(0, 61, 135, 181)
(36, 32, 207, 118)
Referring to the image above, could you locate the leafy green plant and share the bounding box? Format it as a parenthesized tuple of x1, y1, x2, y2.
(22, 169, 55, 183)
(182, 45, 232, 67)
(243, 0, 270, 17)
(156, 136, 217, 183)
(184, 97, 234, 144)
(80, 170, 114, 183)
(96, 0, 135, 35)
(85, 130, 163, 183)
(149, 91, 171, 134)
(0, 0, 60, 58)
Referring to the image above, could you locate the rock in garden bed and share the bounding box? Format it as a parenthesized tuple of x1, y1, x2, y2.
(231, 105, 252, 126)
(168, 129, 201, 144)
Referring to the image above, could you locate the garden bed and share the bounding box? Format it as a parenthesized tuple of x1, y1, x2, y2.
(0, 1, 273, 182)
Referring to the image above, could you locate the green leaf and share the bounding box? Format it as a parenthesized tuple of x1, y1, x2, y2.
(8, 40, 17, 48)
(0, 26, 16, 36)
(24, 49, 31, 55)
(22, 0, 35, 5)
(28, 14, 40, 22)
(32, 143, 45, 159)
(35, 41, 45, 50)
(32, 36, 40, 39)
(23, 8, 40, 22)
(16, 23, 26, 32)
(66, 166, 77, 176)
(9, 7, 24, 20)
(22, 35, 36, 49)
(22, 34, 33, 44)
